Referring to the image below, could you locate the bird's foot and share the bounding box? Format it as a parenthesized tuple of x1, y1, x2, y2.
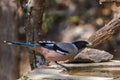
(56, 64, 68, 71)
(52, 61, 69, 71)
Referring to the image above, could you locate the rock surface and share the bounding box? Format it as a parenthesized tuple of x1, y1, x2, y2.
(68, 48, 113, 63)
(19, 60, 120, 80)
(25, 69, 113, 80)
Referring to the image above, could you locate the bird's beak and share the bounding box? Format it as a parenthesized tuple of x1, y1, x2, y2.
(86, 43, 92, 46)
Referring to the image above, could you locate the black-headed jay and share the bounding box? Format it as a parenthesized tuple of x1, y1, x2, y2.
(4, 40, 92, 70)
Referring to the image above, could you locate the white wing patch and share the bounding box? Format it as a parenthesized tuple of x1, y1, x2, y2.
(56, 50, 66, 55)
(4, 41, 12, 45)
(38, 41, 55, 43)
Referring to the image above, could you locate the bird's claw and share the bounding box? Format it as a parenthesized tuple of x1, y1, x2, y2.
(53, 61, 69, 71)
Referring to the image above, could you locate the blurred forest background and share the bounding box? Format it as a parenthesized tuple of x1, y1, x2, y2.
(0, 0, 120, 80)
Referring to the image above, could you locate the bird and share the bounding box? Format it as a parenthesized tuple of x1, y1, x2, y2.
(4, 40, 92, 70)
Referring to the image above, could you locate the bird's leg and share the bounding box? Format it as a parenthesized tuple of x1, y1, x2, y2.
(53, 61, 68, 71)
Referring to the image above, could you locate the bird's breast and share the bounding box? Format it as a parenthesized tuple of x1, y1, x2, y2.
(29, 47, 77, 61)
(45, 50, 77, 61)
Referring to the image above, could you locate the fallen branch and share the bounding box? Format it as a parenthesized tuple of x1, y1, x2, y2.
(99, 0, 120, 3)
(70, 17, 120, 62)
(87, 17, 120, 47)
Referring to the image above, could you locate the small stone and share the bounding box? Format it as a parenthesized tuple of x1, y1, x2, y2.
(68, 48, 113, 63)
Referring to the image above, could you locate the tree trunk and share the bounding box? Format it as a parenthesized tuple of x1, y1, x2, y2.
(25, 0, 46, 69)
(0, 0, 19, 80)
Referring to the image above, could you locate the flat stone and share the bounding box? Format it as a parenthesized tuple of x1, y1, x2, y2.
(19, 60, 120, 80)
(68, 48, 113, 63)
(26, 69, 113, 80)
(63, 60, 119, 67)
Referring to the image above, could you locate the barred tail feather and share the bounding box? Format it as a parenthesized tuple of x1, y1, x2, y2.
(4, 41, 36, 47)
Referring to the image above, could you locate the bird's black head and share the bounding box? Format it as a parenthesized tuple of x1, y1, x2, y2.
(72, 41, 92, 50)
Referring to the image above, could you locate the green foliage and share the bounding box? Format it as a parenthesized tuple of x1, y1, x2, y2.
(43, 13, 62, 33)
(67, 16, 79, 23)
(50, 0, 56, 5)
(21, 76, 27, 80)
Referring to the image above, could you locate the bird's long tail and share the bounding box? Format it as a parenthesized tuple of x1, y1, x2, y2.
(4, 41, 37, 47)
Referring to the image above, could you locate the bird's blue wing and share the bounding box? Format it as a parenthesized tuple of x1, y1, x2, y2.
(38, 41, 78, 55)
(53, 44, 69, 55)
(55, 42, 78, 55)
(38, 41, 69, 55)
